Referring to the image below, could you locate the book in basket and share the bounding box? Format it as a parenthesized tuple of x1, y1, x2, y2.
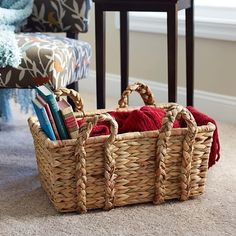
(36, 85, 69, 140)
(32, 98, 56, 141)
(36, 94, 61, 140)
(58, 98, 79, 139)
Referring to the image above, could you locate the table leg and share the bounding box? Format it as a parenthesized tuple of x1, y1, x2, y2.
(120, 11, 129, 94)
(186, 0, 194, 106)
(167, 5, 178, 103)
(95, 5, 106, 109)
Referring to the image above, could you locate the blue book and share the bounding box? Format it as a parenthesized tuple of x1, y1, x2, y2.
(36, 85, 69, 140)
(32, 98, 56, 141)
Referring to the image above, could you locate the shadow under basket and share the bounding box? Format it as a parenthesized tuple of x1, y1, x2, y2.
(28, 83, 215, 213)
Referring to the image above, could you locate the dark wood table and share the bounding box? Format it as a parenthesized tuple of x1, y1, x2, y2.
(93, 0, 194, 108)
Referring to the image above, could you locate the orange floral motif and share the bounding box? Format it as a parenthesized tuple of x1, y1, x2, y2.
(47, 12, 59, 26)
(54, 61, 64, 72)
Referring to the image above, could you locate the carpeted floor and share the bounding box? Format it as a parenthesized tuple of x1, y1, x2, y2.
(1, 93, 236, 236)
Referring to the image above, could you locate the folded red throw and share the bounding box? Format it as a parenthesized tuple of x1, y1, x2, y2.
(77, 106, 220, 168)
(109, 106, 181, 134)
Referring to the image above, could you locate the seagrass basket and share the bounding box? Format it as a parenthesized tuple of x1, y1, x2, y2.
(28, 83, 215, 213)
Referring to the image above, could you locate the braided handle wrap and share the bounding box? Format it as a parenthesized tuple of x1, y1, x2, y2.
(118, 82, 156, 108)
(154, 105, 197, 204)
(54, 88, 84, 112)
(75, 113, 118, 213)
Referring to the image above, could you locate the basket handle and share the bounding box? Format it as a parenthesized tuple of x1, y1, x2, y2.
(118, 82, 156, 108)
(74, 113, 118, 213)
(54, 88, 84, 112)
(154, 104, 198, 204)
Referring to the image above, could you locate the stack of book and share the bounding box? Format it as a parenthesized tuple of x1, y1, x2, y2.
(32, 85, 79, 141)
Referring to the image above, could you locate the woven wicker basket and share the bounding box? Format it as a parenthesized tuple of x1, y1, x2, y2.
(28, 83, 215, 213)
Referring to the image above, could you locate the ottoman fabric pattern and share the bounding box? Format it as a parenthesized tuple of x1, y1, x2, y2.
(24, 0, 92, 33)
(0, 33, 91, 89)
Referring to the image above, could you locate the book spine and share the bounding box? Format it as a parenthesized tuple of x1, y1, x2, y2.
(61, 110, 79, 139)
(32, 103, 56, 141)
(36, 94, 61, 140)
(48, 96, 69, 140)
(44, 104, 61, 140)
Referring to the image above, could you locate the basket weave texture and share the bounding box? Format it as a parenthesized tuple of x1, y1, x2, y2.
(28, 83, 215, 213)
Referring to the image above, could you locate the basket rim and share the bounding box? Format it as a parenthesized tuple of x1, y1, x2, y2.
(28, 116, 216, 149)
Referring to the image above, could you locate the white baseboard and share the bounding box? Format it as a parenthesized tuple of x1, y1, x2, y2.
(79, 71, 236, 124)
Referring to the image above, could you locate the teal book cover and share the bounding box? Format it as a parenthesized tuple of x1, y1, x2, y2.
(32, 98, 56, 141)
(36, 85, 69, 140)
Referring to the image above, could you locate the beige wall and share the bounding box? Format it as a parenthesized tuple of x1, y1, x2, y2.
(81, 9, 236, 97)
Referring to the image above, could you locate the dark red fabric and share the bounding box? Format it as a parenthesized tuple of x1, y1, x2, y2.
(186, 106, 220, 168)
(77, 106, 220, 168)
(77, 119, 110, 137)
(109, 106, 181, 134)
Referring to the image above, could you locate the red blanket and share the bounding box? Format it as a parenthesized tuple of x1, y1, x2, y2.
(77, 106, 220, 168)
(186, 106, 220, 168)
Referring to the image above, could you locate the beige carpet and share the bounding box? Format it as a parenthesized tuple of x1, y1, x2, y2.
(1, 93, 236, 236)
